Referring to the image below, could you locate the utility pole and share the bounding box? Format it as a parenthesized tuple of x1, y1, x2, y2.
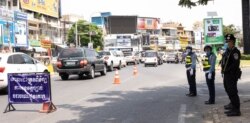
(75, 21, 78, 47)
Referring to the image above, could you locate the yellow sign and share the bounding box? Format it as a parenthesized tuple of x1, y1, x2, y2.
(20, 0, 59, 18)
(41, 40, 51, 48)
(179, 36, 188, 48)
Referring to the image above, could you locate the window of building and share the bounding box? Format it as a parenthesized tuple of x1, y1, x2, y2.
(13, 0, 17, 6)
(0, 0, 6, 6)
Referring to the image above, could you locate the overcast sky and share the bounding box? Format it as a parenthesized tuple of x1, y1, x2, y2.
(61, 0, 242, 29)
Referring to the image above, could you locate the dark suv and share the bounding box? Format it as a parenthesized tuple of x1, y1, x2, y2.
(56, 47, 107, 80)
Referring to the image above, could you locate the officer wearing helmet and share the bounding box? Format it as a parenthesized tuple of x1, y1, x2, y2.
(221, 34, 242, 116)
(185, 46, 197, 97)
(203, 45, 216, 104)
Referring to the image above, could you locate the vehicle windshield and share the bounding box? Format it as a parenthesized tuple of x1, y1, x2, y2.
(159, 53, 164, 56)
(98, 51, 111, 56)
(59, 49, 83, 58)
(168, 53, 176, 57)
(145, 52, 157, 57)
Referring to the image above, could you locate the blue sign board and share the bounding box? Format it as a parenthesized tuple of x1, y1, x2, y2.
(14, 11, 28, 47)
(0, 20, 15, 46)
(8, 73, 51, 104)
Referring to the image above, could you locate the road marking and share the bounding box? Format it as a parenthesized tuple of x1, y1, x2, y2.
(177, 104, 186, 123)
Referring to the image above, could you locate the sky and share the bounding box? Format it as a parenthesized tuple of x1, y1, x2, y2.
(61, 0, 242, 29)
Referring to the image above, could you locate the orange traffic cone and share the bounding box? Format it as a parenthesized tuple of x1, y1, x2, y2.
(39, 102, 56, 113)
(113, 69, 121, 84)
(133, 65, 138, 76)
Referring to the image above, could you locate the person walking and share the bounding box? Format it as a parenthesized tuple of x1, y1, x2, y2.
(203, 45, 216, 104)
(185, 46, 197, 97)
(221, 34, 242, 116)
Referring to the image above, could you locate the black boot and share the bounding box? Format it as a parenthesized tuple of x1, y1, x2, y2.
(205, 101, 215, 105)
(224, 103, 233, 110)
(226, 110, 241, 117)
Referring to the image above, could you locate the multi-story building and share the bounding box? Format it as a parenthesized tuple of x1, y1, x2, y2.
(0, 0, 63, 55)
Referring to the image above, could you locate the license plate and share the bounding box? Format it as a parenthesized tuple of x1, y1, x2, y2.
(66, 61, 75, 65)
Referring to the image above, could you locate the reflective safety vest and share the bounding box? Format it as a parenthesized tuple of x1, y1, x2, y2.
(203, 56, 211, 71)
(185, 55, 192, 67)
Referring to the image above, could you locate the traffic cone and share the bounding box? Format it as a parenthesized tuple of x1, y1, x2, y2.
(113, 69, 120, 84)
(133, 65, 138, 76)
(39, 102, 56, 113)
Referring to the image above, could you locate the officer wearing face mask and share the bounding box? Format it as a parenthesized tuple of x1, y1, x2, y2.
(221, 34, 242, 116)
(185, 46, 197, 97)
(203, 45, 216, 104)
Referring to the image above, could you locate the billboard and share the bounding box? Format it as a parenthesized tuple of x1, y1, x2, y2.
(204, 18, 224, 45)
(14, 11, 28, 47)
(20, 0, 59, 18)
(0, 20, 15, 46)
(137, 17, 160, 30)
(179, 36, 188, 48)
(106, 16, 137, 34)
(116, 35, 131, 47)
(8, 73, 51, 104)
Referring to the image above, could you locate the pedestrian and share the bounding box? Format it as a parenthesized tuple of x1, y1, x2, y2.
(203, 45, 216, 104)
(221, 34, 242, 116)
(185, 46, 197, 97)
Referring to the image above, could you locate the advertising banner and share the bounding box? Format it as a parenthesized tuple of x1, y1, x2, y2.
(137, 17, 159, 30)
(20, 0, 59, 18)
(8, 73, 51, 104)
(0, 25, 2, 44)
(116, 35, 131, 47)
(194, 31, 202, 45)
(0, 20, 15, 46)
(204, 18, 224, 45)
(14, 11, 28, 47)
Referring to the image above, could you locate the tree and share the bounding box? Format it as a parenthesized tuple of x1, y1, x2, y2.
(178, 0, 211, 8)
(223, 24, 239, 36)
(67, 20, 103, 49)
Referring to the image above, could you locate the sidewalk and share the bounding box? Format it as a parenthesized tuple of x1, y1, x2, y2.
(204, 67, 250, 123)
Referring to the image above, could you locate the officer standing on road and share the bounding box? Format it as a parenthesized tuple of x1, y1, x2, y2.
(185, 46, 197, 97)
(221, 34, 242, 116)
(203, 45, 216, 104)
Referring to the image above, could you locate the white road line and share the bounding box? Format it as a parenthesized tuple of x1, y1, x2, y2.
(177, 104, 186, 123)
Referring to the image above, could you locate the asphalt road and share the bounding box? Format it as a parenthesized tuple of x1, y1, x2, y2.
(0, 63, 250, 123)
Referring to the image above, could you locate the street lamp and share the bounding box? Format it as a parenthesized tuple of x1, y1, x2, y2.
(89, 12, 101, 49)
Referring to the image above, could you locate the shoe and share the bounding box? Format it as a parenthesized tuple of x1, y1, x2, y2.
(224, 110, 232, 114)
(186, 93, 197, 97)
(224, 103, 233, 110)
(205, 101, 215, 105)
(226, 111, 241, 117)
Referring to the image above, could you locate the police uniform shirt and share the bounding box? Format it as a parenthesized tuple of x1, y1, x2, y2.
(206, 53, 217, 72)
(222, 47, 241, 74)
(186, 52, 197, 69)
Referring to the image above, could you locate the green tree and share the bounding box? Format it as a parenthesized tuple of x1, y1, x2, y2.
(223, 24, 239, 36)
(67, 20, 103, 49)
(178, 0, 210, 8)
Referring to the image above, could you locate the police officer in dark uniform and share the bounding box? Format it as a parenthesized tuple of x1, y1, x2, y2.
(185, 46, 197, 97)
(203, 45, 216, 104)
(221, 34, 242, 116)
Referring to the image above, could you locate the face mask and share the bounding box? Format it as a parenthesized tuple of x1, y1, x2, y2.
(186, 49, 191, 53)
(206, 51, 211, 56)
(224, 43, 228, 49)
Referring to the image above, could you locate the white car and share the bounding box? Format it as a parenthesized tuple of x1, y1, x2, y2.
(114, 50, 127, 68)
(98, 51, 122, 71)
(125, 52, 140, 65)
(144, 51, 159, 67)
(159, 52, 168, 63)
(0, 52, 48, 92)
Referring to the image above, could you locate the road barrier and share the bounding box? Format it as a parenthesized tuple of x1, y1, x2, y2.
(4, 73, 56, 113)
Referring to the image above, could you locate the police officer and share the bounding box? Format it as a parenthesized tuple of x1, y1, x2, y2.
(203, 45, 216, 104)
(221, 34, 241, 116)
(185, 46, 197, 97)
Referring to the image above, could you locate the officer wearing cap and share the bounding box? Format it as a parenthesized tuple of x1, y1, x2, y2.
(221, 34, 241, 116)
(203, 45, 216, 104)
(185, 46, 197, 97)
